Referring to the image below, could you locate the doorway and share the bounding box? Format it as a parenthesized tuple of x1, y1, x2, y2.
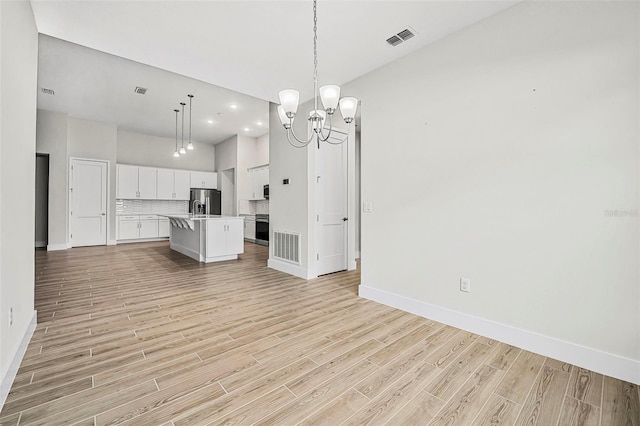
(315, 129, 349, 276)
(221, 168, 236, 216)
(35, 154, 50, 248)
(69, 158, 108, 247)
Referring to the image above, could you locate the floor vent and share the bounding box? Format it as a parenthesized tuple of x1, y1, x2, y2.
(273, 230, 301, 265)
(41, 87, 55, 95)
(134, 86, 148, 94)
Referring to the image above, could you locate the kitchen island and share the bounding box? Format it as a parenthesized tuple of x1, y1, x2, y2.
(160, 214, 244, 263)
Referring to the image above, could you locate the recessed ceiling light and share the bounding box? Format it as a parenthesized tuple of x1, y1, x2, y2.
(207, 119, 214, 124)
(230, 104, 238, 110)
(256, 121, 263, 126)
(243, 127, 250, 131)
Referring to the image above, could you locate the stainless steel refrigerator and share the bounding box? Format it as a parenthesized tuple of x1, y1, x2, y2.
(189, 188, 221, 215)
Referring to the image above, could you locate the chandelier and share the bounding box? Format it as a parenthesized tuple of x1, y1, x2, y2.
(276, 0, 358, 148)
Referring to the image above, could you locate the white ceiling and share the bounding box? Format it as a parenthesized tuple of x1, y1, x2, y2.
(31, 0, 519, 144)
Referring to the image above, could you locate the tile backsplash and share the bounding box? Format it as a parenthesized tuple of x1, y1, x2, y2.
(116, 199, 189, 215)
(238, 199, 269, 215)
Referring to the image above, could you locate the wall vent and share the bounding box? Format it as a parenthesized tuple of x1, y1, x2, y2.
(41, 87, 55, 95)
(386, 26, 417, 47)
(134, 86, 148, 94)
(273, 230, 301, 265)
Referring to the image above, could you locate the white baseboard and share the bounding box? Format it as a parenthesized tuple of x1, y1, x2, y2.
(0, 310, 37, 411)
(268, 258, 316, 280)
(46, 243, 68, 251)
(107, 239, 117, 246)
(359, 285, 640, 385)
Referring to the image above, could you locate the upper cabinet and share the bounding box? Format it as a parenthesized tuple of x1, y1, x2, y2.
(117, 165, 157, 199)
(190, 171, 218, 189)
(157, 169, 190, 200)
(248, 165, 269, 200)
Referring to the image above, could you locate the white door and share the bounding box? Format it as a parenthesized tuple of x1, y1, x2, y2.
(71, 159, 107, 247)
(316, 130, 348, 275)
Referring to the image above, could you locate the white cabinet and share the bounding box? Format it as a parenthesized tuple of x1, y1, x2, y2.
(206, 218, 244, 258)
(158, 218, 170, 238)
(117, 215, 161, 240)
(248, 165, 269, 200)
(190, 171, 218, 189)
(117, 165, 157, 199)
(157, 169, 191, 200)
(243, 217, 256, 240)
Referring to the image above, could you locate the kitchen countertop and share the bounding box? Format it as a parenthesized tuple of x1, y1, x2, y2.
(159, 214, 242, 221)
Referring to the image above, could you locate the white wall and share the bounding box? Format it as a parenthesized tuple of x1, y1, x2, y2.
(0, 0, 38, 408)
(36, 110, 68, 249)
(215, 135, 238, 215)
(256, 133, 269, 165)
(117, 129, 215, 171)
(68, 117, 118, 243)
(348, 1, 639, 383)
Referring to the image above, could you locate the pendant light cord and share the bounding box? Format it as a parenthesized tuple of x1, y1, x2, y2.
(174, 109, 179, 150)
(188, 95, 193, 143)
(180, 103, 185, 149)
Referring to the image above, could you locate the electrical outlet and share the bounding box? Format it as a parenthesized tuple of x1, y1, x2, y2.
(460, 278, 471, 293)
(9, 307, 13, 327)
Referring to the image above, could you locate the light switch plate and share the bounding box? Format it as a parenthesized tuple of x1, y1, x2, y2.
(363, 202, 373, 212)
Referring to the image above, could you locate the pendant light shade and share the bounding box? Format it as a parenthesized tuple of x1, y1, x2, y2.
(319, 85, 340, 113)
(277, 105, 291, 129)
(187, 94, 194, 150)
(173, 109, 180, 158)
(279, 89, 300, 118)
(339, 97, 358, 123)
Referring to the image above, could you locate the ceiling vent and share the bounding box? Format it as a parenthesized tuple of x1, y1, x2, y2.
(134, 86, 148, 95)
(41, 87, 55, 95)
(386, 26, 417, 47)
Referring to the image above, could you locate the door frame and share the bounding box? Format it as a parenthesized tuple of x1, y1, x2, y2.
(68, 157, 111, 248)
(311, 126, 354, 277)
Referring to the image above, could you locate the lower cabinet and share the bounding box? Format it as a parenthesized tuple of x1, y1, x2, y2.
(117, 215, 165, 241)
(243, 217, 256, 240)
(206, 218, 244, 258)
(159, 219, 170, 238)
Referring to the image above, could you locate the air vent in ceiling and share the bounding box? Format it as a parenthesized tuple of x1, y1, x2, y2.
(386, 26, 417, 47)
(41, 87, 55, 95)
(134, 86, 147, 95)
(386, 35, 403, 47)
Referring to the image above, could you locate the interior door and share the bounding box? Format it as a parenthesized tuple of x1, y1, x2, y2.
(71, 159, 107, 247)
(316, 130, 348, 276)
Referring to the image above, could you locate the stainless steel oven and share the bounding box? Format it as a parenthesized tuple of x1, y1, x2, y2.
(255, 214, 269, 246)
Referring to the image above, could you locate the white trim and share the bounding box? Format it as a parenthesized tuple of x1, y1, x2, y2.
(359, 285, 640, 385)
(107, 239, 117, 246)
(69, 157, 110, 248)
(47, 243, 68, 251)
(355, 250, 361, 259)
(116, 237, 169, 244)
(268, 258, 317, 280)
(0, 310, 37, 410)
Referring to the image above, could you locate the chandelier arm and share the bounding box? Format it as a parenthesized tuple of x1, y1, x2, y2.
(288, 124, 315, 145)
(286, 129, 313, 148)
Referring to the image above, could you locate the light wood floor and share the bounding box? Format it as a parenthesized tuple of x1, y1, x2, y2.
(1, 242, 638, 425)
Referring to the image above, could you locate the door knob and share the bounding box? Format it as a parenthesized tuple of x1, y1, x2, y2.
(342, 217, 348, 221)
(101, 213, 106, 216)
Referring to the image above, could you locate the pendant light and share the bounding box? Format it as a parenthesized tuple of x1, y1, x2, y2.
(173, 109, 180, 158)
(187, 94, 194, 151)
(276, 0, 358, 148)
(179, 102, 187, 155)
